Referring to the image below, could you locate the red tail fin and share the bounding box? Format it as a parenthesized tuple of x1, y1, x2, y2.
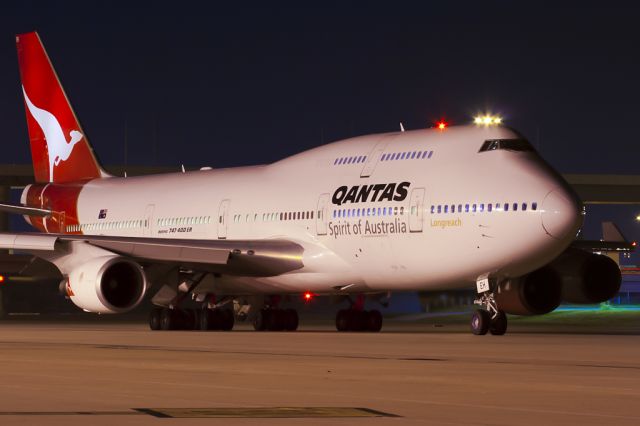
(16, 32, 107, 183)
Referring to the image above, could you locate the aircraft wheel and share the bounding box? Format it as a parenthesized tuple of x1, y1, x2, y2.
(366, 310, 383, 332)
(283, 309, 299, 331)
(183, 308, 198, 330)
(220, 309, 235, 331)
(489, 311, 508, 335)
(199, 309, 213, 330)
(336, 309, 350, 331)
(160, 308, 179, 331)
(149, 307, 162, 330)
(253, 309, 268, 331)
(267, 309, 285, 331)
(470, 309, 490, 335)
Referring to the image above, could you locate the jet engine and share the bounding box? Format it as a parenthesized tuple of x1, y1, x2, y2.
(495, 266, 562, 315)
(551, 248, 621, 304)
(62, 256, 147, 313)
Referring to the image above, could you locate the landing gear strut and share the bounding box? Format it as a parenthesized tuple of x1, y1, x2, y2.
(472, 279, 508, 336)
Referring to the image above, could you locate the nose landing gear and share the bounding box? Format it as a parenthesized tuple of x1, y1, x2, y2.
(472, 278, 508, 336)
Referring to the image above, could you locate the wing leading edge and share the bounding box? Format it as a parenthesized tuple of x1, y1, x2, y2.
(0, 233, 305, 277)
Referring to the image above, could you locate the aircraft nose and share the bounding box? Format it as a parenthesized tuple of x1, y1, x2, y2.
(541, 188, 582, 240)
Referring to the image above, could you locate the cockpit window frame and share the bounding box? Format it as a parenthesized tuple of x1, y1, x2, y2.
(479, 138, 535, 153)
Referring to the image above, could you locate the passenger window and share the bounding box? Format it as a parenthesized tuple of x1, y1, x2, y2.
(381, 154, 387, 161)
(472, 204, 477, 213)
(532, 202, 538, 211)
(458, 204, 462, 213)
(451, 205, 455, 213)
(394, 206, 398, 215)
(437, 205, 442, 213)
(504, 203, 509, 211)
(411, 152, 416, 159)
(488, 204, 492, 212)
(421, 151, 427, 159)
(428, 151, 433, 158)
(522, 203, 527, 211)
(444, 205, 449, 213)
(465, 204, 469, 213)
(479, 204, 484, 212)
(400, 206, 404, 215)
(513, 203, 518, 211)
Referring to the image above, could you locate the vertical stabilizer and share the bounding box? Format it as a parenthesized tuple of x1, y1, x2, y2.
(16, 32, 108, 183)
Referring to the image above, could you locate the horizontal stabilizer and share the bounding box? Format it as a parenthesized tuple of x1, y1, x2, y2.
(0, 202, 51, 217)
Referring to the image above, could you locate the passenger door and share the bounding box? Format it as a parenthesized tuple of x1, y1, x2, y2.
(217, 199, 230, 239)
(316, 193, 329, 236)
(143, 204, 154, 236)
(409, 188, 425, 233)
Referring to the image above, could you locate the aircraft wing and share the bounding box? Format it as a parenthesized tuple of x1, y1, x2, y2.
(0, 233, 304, 277)
(0, 202, 52, 217)
(571, 221, 636, 253)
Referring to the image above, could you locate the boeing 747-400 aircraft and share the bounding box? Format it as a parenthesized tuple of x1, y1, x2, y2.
(0, 32, 622, 335)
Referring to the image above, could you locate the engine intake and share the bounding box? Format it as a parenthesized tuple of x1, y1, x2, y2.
(65, 256, 147, 313)
(551, 248, 621, 304)
(495, 266, 562, 315)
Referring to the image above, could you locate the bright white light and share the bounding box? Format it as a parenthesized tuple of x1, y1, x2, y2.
(473, 115, 503, 126)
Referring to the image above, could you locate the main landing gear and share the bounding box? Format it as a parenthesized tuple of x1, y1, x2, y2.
(471, 288, 507, 336)
(149, 306, 235, 331)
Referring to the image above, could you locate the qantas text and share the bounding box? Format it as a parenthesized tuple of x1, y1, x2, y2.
(332, 182, 410, 206)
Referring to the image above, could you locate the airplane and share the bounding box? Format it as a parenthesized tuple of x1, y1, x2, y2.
(0, 31, 622, 335)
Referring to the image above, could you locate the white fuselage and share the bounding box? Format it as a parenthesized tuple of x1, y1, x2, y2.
(25, 125, 582, 295)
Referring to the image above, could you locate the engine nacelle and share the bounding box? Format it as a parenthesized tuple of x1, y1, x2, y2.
(551, 248, 621, 304)
(63, 256, 147, 313)
(495, 266, 562, 315)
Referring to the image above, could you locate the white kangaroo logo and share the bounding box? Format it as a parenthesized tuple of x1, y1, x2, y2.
(22, 86, 83, 182)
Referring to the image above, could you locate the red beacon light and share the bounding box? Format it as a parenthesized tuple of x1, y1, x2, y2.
(0, 275, 5, 283)
(303, 291, 314, 302)
(436, 121, 448, 130)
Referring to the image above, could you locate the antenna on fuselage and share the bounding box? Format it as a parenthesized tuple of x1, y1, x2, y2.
(181, 164, 185, 173)
(399, 122, 405, 132)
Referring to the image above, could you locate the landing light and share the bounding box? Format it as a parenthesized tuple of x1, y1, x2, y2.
(474, 115, 502, 126)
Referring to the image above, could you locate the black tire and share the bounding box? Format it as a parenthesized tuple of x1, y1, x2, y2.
(489, 311, 508, 335)
(220, 309, 235, 331)
(366, 310, 383, 332)
(336, 309, 350, 331)
(149, 307, 162, 330)
(283, 309, 299, 331)
(470, 309, 490, 335)
(267, 309, 284, 331)
(350, 310, 366, 331)
(253, 309, 268, 331)
(200, 309, 213, 331)
(183, 308, 198, 330)
(160, 308, 177, 331)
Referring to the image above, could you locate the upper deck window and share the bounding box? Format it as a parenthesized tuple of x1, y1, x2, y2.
(479, 138, 534, 153)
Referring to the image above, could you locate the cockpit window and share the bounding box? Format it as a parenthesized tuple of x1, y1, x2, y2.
(479, 139, 534, 153)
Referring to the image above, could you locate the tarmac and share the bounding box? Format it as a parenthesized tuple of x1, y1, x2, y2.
(0, 318, 639, 425)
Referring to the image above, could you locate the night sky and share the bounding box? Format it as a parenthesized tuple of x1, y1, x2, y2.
(2, 1, 640, 244)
